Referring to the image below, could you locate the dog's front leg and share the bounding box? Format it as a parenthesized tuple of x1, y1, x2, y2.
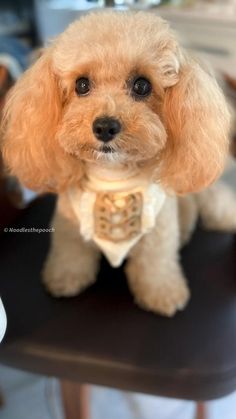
(125, 197, 190, 316)
(43, 194, 100, 297)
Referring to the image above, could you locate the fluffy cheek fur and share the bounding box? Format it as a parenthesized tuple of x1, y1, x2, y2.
(57, 91, 167, 163)
(159, 63, 230, 194)
(1, 53, 83, 192)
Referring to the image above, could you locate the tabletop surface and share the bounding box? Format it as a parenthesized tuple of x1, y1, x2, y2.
(1, 195, 236, 401)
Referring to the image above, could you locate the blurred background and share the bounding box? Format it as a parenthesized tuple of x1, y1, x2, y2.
(0, 1, 236, 419)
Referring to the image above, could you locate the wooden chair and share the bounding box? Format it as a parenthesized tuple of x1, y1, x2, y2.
(1, 195, 236, 419)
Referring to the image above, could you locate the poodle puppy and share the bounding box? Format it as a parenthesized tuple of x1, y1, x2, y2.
(1, 11, 231, 316)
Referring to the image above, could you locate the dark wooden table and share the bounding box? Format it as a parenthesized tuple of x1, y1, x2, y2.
(1, 195, 236, 417)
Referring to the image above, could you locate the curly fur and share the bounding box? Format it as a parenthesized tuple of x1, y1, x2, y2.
(0, 11, 231, 316)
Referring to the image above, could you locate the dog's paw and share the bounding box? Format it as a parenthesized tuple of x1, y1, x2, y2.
(126, 265, 190, 316)
(42, 266, 96, 297)
(135, 280, 190, 317)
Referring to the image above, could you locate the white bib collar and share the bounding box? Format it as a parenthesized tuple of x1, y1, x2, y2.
(68, 166, 166, 267)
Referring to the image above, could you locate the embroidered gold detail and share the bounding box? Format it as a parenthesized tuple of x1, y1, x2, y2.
(94, 192, 142, 242)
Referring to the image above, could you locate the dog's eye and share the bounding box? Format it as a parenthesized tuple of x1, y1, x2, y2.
(75, 77, 90, 96)
(132, 77, 152, 98)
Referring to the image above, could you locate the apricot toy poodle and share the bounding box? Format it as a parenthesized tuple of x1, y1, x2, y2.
(1, 11, 231, 316)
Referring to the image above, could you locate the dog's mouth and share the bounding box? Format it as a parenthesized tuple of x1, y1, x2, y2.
(92, 144, 125, 163)
(99, 145, 116, 154)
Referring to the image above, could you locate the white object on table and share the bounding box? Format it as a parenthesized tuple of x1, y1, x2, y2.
(0, 298, 7, 343)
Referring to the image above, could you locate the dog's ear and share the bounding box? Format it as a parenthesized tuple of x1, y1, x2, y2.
(1, 50, 82, 192)
(160, 59, 230, 194)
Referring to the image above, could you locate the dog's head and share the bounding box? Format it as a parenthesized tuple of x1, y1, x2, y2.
(1, 11, 230, 193)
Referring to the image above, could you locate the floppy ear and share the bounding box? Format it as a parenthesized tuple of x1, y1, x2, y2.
(160, 59, 231, 194)
(1, 50, 82, 192)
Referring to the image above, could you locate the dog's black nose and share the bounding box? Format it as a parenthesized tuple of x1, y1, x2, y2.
(93, 117, 121, 142)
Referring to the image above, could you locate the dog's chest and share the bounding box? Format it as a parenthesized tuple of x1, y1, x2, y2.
(68, 168, 166, 267)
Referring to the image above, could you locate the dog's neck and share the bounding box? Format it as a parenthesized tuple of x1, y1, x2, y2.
(83, 161, 148, 193)
(82, 161, 158, 194)
(85, 161, 140, 182)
